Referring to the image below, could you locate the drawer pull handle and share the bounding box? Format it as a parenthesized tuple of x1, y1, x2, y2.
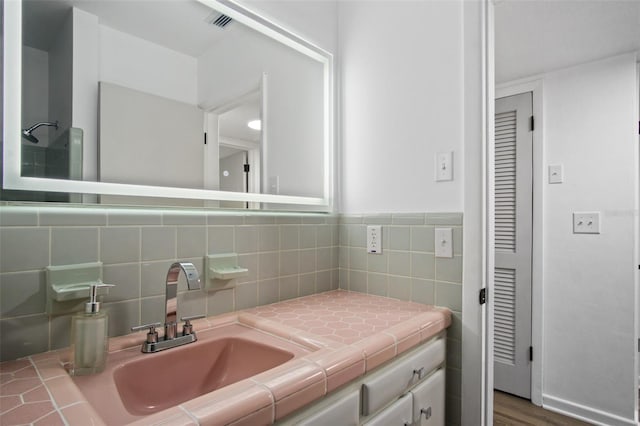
(421, 407, 432, 420)
(413, 367, 425, 378)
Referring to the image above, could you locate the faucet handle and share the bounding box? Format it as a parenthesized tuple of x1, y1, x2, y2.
(181, 314, 205, 322)
(131, 322, 162, 344)
(180, 315, 205, 336)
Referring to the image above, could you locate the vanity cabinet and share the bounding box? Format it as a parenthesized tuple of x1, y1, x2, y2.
(364, 393, 413, 426)
(411, 369, 445, 426)
(296, 390, 360, 426)
(280, 332, 446, 426)
(361, 338, 445, 416)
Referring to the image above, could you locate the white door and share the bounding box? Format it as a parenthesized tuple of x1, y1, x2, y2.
(219, 149, 248, 209)
(494, 92, 533, 399)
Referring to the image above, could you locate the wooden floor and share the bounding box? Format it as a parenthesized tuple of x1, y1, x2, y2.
(494, 391, 590, 425)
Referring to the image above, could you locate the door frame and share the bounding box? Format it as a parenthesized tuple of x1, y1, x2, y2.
(219, 136, 261, 197)
(636, 62, 640, 421)
(496, 77, 544, 406)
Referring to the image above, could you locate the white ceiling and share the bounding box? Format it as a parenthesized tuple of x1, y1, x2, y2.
(495, 0, 640, 83)
(22, 0, 244, 57)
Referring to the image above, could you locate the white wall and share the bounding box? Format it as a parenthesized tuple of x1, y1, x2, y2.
(99, 26, 198, 105)
(72, 8, 98, 181)
(48, 12, 72, 147)
(338, 0, 464, 214)
(338, 3, 486, 424)
(541, 53, 637, 424)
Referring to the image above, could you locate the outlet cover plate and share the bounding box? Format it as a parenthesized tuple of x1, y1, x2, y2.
(367, 225, 382, 254)
(573, 212, 600, 234)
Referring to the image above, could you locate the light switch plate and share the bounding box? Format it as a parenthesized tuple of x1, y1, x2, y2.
(367, 225, 382, 254)
(435, 151, 453, 181)
(269, 176, 280, 194)
(548, 164, 563, 184)
(435, 227, 453, 258)
(573, 212, 600, 234)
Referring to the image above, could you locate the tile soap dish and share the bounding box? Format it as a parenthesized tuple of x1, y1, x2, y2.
(204, 254, 248, 290)
(211, 266, 249, 280)
(46, 262, 112, 314)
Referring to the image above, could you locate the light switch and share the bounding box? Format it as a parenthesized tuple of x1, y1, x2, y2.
(573, 212, 600, 234)
(435, 152, 453, 181)
(549, 164, 563, 184)
(367, 225, 382, 254)
(435, 227, 453, 258)
(269, 176, 280, 194)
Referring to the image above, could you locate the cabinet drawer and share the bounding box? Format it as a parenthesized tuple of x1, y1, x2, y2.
(361, 338, 445, 415)
(363, 393, 413, 426)
(296, 390, 360, 426)
(411, 369, 445, 426)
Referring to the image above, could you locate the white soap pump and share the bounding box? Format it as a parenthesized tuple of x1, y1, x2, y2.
(69, 283, 114, 376)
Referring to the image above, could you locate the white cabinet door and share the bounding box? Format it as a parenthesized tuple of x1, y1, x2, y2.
(362, 339, 445, 415)
(410, 369, 445, 426)
(364, 393, 413, 426)
(297, 390, 360, 426)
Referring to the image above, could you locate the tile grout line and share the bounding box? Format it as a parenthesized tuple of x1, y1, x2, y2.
(28, 357, 70, 426)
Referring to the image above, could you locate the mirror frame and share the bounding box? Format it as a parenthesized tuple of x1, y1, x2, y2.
(2, 0, 334, 210)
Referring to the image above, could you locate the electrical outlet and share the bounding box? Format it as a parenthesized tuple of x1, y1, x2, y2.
(367, 225, 382, 254)
(573, 212, 600, 234)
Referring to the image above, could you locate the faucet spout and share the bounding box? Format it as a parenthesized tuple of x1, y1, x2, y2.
(164, 262, 201, 340)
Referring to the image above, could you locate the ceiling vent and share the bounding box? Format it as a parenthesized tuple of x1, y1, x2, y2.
(205, 12, 233, 29)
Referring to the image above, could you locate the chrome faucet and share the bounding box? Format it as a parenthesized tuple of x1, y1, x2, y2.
(131, 262, 204, 353)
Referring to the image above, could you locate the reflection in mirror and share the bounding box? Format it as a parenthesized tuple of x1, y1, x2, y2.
(2, 0, 332, 209)
(217, 89, 262, 209)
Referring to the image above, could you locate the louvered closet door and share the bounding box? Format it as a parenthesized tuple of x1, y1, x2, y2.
(494, 92, 533, 399)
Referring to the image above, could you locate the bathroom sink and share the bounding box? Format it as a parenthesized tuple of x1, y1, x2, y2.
(114, 335, 294, 415)
(71, 323, 311, 425)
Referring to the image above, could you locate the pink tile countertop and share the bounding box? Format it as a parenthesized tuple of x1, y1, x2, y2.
(0, 290, 451, 426)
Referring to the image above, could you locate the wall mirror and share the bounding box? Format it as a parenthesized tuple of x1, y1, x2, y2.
(2, 0, 333, 210)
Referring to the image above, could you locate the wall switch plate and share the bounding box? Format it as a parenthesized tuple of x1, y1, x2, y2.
(435, 227, 453, 258)
(367, 225, 382, 254)
(435, 151, 453, 181)
(269, 176, 280, 194)
(573, 212, 600, 234)
(548, 164, 564, 184)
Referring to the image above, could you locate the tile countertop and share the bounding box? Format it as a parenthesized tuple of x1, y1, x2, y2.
(0, 290, 451, 426)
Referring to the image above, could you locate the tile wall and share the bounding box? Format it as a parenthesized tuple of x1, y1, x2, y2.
(0, 206, 462, 425)
(338, 213, 463, 426)
(0, 206, 339, 361)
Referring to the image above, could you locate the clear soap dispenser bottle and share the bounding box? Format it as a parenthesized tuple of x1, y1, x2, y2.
(70, 283, 114, 376)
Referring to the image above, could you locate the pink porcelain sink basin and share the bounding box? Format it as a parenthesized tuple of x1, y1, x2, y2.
(114, 336, 294, 415)
(71, 323, 311, 425)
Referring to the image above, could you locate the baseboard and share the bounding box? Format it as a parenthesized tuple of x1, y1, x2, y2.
(542, 394, 637, 426)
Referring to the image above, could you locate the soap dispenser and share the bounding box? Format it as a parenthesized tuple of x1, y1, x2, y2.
(70, 283, 114, 376)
